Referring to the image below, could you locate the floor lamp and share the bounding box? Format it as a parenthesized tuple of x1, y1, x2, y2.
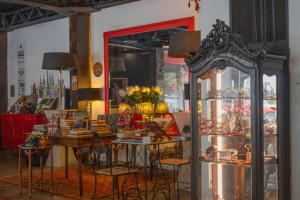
(42, 52, 78, 131)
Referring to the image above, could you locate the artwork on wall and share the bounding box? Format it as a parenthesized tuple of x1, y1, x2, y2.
(93, 62, 103, 77)
(17, 44, 25, 97)
(10, 85, 15, 97)
(110, 78, 128, 108)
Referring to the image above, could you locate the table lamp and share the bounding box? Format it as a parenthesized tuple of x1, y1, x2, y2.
(168, 31, 201, 58)
(77, 88, 104, 118)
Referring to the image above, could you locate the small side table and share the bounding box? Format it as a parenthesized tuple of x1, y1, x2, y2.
(18, 145, 49, 198)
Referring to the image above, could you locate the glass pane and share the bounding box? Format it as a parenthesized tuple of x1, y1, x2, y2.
(263, 74, 278, 200)
(197, 66, 252, 200)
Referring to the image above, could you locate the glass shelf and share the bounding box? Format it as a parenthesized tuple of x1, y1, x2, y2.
(199, 157, 277, 167)
(200, 133, 249, 137)
(264, 97, 277, 101)
(199, 133, 277, 137)
(201, 96, 251, 101)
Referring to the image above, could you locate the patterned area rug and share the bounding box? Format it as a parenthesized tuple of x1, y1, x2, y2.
(0, 166, 147, 200)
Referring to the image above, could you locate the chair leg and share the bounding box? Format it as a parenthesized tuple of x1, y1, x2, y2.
(121, 175, 129, 200)
(161, 163, 171, 200)
(117, 177, 120, 200)
(135, 173, 142, 200)
(112, 177, 115, 200)
(176, 166, 179, 200)
(93, 174, 97, 200)
(173, 165, 176, 190)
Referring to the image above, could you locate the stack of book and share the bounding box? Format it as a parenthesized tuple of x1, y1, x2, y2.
(60, 119, 75, 135)
(134, 136, 151, 144)
(90, 120, 112, 137)
(115, 129, 136, 142)
(69, 128, 92, 137)
(32, 125, 48, 135)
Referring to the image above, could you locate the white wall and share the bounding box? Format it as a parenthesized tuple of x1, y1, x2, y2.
(90, 0, 229, 117)
(289, 0, 300, 199)
(7, 18, 70, 108)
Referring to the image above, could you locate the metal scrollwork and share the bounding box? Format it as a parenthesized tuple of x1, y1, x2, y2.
(211, 58, 233, 70)
(186, 19, 259, 66)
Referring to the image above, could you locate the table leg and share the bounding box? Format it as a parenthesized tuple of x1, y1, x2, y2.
(65, 146, 68, 178)
(113, 144, 119, 162)
(77, 152, 83, 196)
(28, 149, 32, 198)
(19, 148, 22, 194)
(132, 145, 137, 168)
(144, 146, 148, 200)
(50, 146, 54, 194)
(126, 144, 129, 164)
(40, 150, 43, 191)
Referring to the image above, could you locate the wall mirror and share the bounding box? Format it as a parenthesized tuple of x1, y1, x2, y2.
(104, 17, 195, 114)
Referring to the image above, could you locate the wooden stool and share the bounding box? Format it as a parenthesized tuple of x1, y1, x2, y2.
(18, 145, 49, 198)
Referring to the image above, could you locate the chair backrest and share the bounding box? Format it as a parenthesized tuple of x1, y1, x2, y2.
(90, 132, 112, 170)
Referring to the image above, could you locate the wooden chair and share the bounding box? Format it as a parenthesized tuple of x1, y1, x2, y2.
(90, 143, 141, 200)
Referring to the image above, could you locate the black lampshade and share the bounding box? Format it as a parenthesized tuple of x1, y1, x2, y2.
(78, 88, 104, 101)
(42, 52, 78, 70)
(184, 83, 190, 100)
(168, 31, 201, 58)
(109, 56, 126, 72)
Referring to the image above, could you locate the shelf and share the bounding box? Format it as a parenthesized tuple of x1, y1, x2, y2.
(199, 157, 277, 167)
(200, 133, 248, 137)
(264, 97, 277, 100)
(199, 97, 277, 101)
(199, 133, 277, 137)
(264, 134, 278, 137)
(201, 96, 251, 101)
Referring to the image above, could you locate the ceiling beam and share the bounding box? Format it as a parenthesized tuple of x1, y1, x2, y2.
(0, 0, 70, 14)
(0, 6, 64, 31)
(0, 0, 142, 31)
(88, 0, 141, 9)
(0, 0, 141, 13)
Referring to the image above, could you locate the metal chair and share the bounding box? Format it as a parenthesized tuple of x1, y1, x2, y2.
(158, 125, 191, 200)
(90, 140, 142, 200)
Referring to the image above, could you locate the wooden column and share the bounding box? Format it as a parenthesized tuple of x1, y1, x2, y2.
(0, 32, 8, 113)
(70, 13, 91, 110)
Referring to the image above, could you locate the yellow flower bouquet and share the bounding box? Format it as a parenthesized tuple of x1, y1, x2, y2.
(120, 85, 164, 106)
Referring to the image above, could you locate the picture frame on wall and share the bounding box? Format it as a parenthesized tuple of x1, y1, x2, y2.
(110, 78, 128, 108)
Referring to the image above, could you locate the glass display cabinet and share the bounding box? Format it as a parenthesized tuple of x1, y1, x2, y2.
(186, 20, 290, 200)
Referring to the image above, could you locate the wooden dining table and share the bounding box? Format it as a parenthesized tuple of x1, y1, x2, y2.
(47, 134, 115, 196)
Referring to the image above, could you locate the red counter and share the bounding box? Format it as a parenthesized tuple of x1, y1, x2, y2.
(0, 114, 48, 150)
